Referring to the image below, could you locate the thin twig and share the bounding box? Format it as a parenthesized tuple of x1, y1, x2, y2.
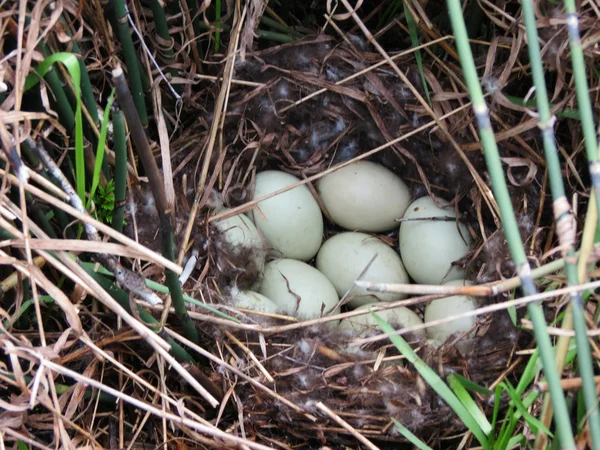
(316, 402, 380, 450)
(356, 280, 600, 346)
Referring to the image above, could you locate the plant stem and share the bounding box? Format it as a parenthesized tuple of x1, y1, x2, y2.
(446, 1, 576, 447)
(255, 29, 295, 43)
(214, 0, 222, 52)
(563, 0, 600, 222)
(112, 66, 199, 345)
(111, 105, 127, 234)
(521, 0, 600, 446)
(108, 0, 148, 127)
(40, 64, 75, 132)
(260, 16, 303, 38)
(149, 0, 181, 93)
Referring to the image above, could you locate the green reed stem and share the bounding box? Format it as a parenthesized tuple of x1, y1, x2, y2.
(111, 106, 127, 234)
(446, 1, 575, 447)
(522, 0, 600, 446)
(149, 0, 181, 93)
(564, 0, 600, 222)
(112, 66, 199, 345)
(255, 29, 295, 43)
(84, 267, 190, 359)
(260, 16, 303, 38)
(42, 68, 75, 132)
(17, 190, 58, 240)
(214, 0, 222, 52)
(109, 0, 148, 128)
(84, 265, 223, 401)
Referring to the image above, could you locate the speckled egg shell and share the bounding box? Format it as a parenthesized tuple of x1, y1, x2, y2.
(316, 232, 409, 308)
(398, 196, 472, 285)
(318, 161, 411, 232)
(259, 259, 340, 320)
(249, 171, 323, 261)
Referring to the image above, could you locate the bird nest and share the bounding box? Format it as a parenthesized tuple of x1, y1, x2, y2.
(3, 1, 589, 448)
(126, 36, 543, 447)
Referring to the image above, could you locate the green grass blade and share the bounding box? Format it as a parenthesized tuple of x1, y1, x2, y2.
(505, 95, 580, 120)
(447, 373, 492, 434)
(516, 349, 541, 395)
(448, 373, 492, 396)
(89, 89, 116, 203)
(371, 312, 490, 449)
(25, 52, 85, 202)
(1, 296, 54, 333)
(402, 1, 430, 104)
(391, 418, 433, 450)
(490, 384, 504, 437)
(506, 434, 526, 449)
(501, 381, 552, 437)
(494, 413, 517, 450)
(24, 53, 80, 93)
(377, 0, 402, 30)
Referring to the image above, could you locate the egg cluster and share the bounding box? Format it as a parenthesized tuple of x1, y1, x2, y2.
(215, 160, 478, 347)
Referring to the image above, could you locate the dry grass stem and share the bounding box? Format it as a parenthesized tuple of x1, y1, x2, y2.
(357, 278, 600, 345)
(316, 402, 381, 450)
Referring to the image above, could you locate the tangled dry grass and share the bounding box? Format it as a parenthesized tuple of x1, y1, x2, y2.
(1, 0, 599, 448)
